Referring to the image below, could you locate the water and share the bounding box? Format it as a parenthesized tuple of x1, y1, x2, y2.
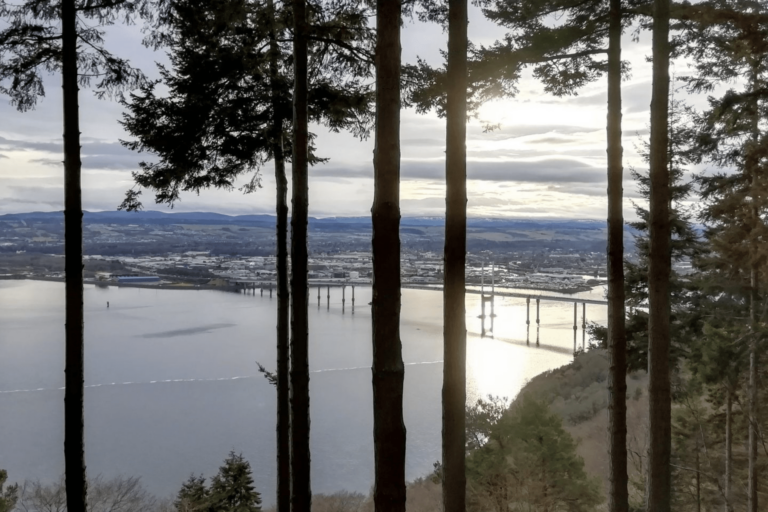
(0, 279, 606, 504)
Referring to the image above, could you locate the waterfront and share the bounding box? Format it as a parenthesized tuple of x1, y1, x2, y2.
(0, 279, 606, 504)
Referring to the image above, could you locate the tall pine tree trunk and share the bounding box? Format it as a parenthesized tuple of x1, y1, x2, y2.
(442, 0, 468, 510)
(62, 0, 88, 510)
(606, 0, 627, 510)
(695, 433, 701, 512)
(372, 0, 406, 510)
(747, 70, 759, 512)
(269, 0, 290, 508)
(724, 385, 732, 512)
(748, 265, 758, 512)
(290, 0, 311, 509)
(646, 0, 672, 508)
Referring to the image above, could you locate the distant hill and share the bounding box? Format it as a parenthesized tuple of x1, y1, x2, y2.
(0, 210, 612, 231)
(0, 210, 641, 256)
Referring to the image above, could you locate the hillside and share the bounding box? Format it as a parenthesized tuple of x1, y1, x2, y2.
(518, 349, 649, 506)
(0, 210, 636, 256)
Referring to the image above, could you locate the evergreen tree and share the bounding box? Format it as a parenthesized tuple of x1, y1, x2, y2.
(682, 4, 768, 507)
(208, 453, 263, 512)
(371, 0, 406, 510)
(646, 0, 673, 509)
(265, 3, 290, 510)
(0, 2, 146, 509)
(290, 0, 311, 508)
(175, 475, 210, 512)
(608, 100, 701, 371)
(173, 454, 263, 512)
(690, 320, 748, 511)
(0, 470, 18, 512)
(117, 2, 373, 509)
(471, 1, 636, 509)
(465, 396, 603, 512)
(442, 0, 468, 510)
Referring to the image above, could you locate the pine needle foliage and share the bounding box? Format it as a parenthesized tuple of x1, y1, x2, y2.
(0, 0, 148, 111)
(118, 0, 374, 210)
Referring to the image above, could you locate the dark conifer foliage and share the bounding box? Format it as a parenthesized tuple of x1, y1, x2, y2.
(606, 101, 701, 372)
(119, 0, 373, 209)
(116, 2, 373, 509)
(173, 453, 263, 512)
(0, 470, 18, 512)
(208, 452, 263, 512)
(0, 2, 147, 510)
(679, 4, 768, 508)
(175, 475, 210, 511)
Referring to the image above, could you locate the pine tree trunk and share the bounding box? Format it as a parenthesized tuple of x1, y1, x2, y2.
(372, 0, 406, 510)
(290, 0, 311, 509)
(724, 386, 732, 512)
(442, 0, 468, 510)
(62, 0, 88, 510)
(747, 65, 759, 512)
(646, 0, 672, 508)
(695, 434, 701, 512)
(269, 0, 290, 508)
(748, 265, 759, 512)
(606, 0, 627, 510)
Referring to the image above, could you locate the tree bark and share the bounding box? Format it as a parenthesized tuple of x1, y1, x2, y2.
(606, 0, 627, 511)
(747, 63, 759, 512)
(695, 433, 701, 512)
(372, 0, 406, 510)
(62, 0, 88, 510)
(748, 292, 758, 512)
(290, 0, 311, 509)
(269, 0, 290, 509)
(646, 0, 672, 508)
(724, 386, 732, 512)
(442, 0, 468, 511)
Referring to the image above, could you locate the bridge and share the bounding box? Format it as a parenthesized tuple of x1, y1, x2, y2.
(230, 266, 607, 353)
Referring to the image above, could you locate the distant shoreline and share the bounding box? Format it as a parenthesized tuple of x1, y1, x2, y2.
(9, 275, 600, 297)
(11, 275, 237, 292)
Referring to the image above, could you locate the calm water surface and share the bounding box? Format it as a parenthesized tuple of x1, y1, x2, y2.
(0, 279, 606, 504)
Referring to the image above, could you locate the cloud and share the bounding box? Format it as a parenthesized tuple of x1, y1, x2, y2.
(0, 135, 148, 170)
(312, 158, 611, 184)
(470, 124, 602, 142)
(416, 158, 607, 183)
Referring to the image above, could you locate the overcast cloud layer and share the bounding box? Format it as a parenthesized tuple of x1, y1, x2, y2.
(0, 7, 711, 219)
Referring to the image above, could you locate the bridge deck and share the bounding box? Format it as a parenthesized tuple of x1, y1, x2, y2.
(230, 279, 608, 305)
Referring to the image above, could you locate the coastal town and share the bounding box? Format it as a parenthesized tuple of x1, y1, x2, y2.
(0, 248, 611, 294)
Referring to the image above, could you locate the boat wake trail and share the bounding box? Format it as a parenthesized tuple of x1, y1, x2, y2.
(0, 361, 444, 395)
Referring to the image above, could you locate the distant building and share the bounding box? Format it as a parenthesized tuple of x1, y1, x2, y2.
(116, 275, 160, 284)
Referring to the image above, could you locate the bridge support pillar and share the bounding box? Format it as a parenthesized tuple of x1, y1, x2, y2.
(536, 298, 540, 325)
(260, 286, 263, 297)
(352, 285, 355, 314)
(573, 302, 578, 353)
(327, 286, 330, 311)
(526, 297, 530, 326)
(342, 286, 346, 314)
(317, 286, 321, 307)
(582, 303, 586, 349)
(270, 284, 273, 298)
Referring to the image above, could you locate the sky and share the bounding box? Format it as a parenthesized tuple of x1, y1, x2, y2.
(0, 5, 712, 220)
